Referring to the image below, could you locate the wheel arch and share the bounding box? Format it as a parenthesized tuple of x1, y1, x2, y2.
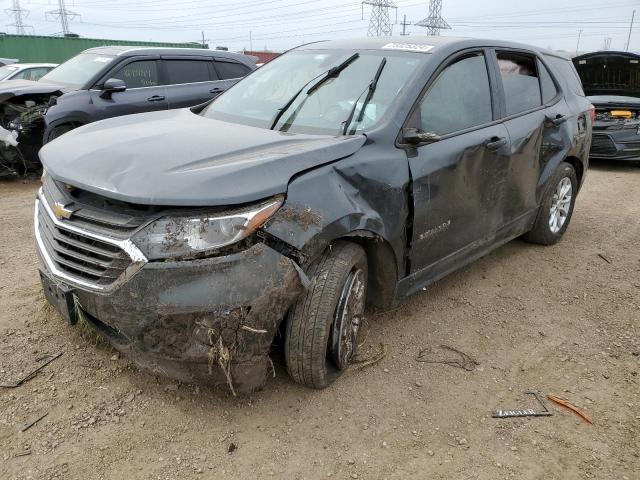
(336, 230, 399, 309)
(562, 155, 585, 189)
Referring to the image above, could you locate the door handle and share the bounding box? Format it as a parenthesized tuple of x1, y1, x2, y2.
(209, 87, 223, 94)
(147, 95, 166, 102)
(486, 137, 507, 150)
(546, 114, 567, 127)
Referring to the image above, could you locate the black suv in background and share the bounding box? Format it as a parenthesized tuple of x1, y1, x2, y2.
(0, 46, 256, 176)
(37, 37, 592, 394)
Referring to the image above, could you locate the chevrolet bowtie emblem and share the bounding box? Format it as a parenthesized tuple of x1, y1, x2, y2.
(53, 202, 74, 220)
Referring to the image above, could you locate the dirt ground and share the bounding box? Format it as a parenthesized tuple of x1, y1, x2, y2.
(0, 161, 638, 480)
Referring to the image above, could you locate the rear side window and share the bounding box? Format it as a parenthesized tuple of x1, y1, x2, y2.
(165, 60, 213, 84)
(215, 61, 250, 79)
(497, 51, 542, 116)
(114, 60, 159, 88)
(419, 53, 493, 136)
(538, 60, 558, 103)
(548, 56, 585, 96)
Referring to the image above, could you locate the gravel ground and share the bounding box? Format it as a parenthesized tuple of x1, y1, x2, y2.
(0, 160, 638, 480)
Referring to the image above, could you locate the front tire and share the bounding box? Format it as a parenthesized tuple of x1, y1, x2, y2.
(523, 161, 578, 245)
(285, 241, 367, 389)
(47, 124, 77, 143)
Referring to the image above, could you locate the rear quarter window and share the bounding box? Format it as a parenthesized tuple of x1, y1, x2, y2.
(215, 61, 250, 80)
(546, 55, 585, 97)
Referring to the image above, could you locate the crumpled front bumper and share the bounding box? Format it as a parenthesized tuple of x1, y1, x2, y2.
(38, 242, 306, 394)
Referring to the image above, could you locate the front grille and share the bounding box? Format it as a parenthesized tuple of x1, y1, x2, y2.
(590, 134, 617, 156)
(37, 199, 134, 288)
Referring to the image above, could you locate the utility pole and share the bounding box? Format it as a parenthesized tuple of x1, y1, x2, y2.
(626, 9, 635, 52)
(416, 0, 450, 36)
(46, 0, 79, 36)
(6, 0, 31, 35)
(400, 14, 411, 36)
(362, 1, 397, 37)
(602, 36, 612, 50)
(575, 29, 582, 55)
(249, 31, 253, 52)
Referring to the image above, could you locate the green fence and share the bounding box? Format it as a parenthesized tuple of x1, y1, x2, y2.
(0, 34, 206, 64)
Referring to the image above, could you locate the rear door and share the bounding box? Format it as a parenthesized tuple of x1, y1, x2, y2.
(406, 50, 511, 274)
(491, 50, 569, 223)
(161, 57, 220, 109)
(212, 58, 253, 94)
(90, 57, 168, 121)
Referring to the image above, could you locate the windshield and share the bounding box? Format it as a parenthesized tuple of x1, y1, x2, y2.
(0, 65, 18, 81)
(40, 53, 115, 88)
(202, 50, 425, 135)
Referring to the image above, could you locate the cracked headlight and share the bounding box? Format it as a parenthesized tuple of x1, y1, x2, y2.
(132, 196, 283, 260)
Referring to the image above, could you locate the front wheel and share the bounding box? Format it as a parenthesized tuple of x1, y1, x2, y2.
(285, 241, 367, 389)
(523, 161, 578, 245)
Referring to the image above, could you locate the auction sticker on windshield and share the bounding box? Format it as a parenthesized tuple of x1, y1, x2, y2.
(381, 43, 434, 53)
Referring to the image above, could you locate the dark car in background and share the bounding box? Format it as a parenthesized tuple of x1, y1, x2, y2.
(573, 51, 640, 162)
(0, 46, 256, 177)
(37, 37, 592, 394)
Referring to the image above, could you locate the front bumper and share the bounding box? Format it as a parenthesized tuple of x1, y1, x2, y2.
(37, 233, 306, 393)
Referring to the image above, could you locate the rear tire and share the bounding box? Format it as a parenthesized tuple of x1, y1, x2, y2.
(285, 241, 367, 389)
(523, 161, 577, 245)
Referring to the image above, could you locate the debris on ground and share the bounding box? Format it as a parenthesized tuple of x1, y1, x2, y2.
(416, 345, 479, 371)
(0, 351, 63, 388)
(597, 253, 612, 264)
(21, 412, 48, 432)
(228, 443, 237, 454)
(351, 343, 388, 370)
(547, 394, 593, 424)
(492, 391, 553, 419)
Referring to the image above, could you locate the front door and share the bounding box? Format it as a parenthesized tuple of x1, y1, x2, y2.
(91, 58, 168, 122)
(406, 51, 511, 275)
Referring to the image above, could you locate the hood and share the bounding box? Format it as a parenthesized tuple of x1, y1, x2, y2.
(0, 79, 67, 101)
(40, 108, 367, 206)
(573, 52, 640, 98)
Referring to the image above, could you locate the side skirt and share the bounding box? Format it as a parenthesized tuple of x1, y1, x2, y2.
(396, 209, 537, 299)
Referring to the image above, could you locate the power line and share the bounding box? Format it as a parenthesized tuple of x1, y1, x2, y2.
(45, 0, 80, 36)
(416, 0, 450, 35)
(6, 0, 32, 35)
(362, 1, 397, 37)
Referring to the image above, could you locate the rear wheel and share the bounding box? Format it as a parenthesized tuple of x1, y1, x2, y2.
(523, 161, 577, 245)
(285, 241, 367, 389)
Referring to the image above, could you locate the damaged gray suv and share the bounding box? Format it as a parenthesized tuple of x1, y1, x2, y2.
(36, 37, 592, 394)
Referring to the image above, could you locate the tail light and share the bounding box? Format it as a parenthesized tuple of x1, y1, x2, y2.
(588, 104, 596, 122)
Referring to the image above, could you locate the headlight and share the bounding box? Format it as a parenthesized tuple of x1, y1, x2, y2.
(132, 196, 283, 260)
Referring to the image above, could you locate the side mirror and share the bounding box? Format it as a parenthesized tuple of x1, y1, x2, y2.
(100, 78, 127, 98)
(402, 127, 441, 146)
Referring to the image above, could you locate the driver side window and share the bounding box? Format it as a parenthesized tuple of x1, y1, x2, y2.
(419, 53, 493, 136)
(113, 60, 159, 88)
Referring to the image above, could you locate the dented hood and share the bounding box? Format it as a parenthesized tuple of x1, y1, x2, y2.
(0, 79, 67, 101)
(40, 108, 367, 206)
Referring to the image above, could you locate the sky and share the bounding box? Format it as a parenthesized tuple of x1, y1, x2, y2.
(2, 0, 638, 54)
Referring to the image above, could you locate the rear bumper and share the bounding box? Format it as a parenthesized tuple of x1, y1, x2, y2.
(589, 131, 640, 161)
(37, 241, 306, 393)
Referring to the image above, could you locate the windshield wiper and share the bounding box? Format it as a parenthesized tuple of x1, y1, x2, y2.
(270, 52, 360, 131)
(341, 57, 387, 136)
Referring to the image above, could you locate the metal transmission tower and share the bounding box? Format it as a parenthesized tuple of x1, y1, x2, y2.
(362, 1, 397, 37)
(6, 0, 31, 35)
(46, 0, 79, 36)
(416, 0, 451, 36)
